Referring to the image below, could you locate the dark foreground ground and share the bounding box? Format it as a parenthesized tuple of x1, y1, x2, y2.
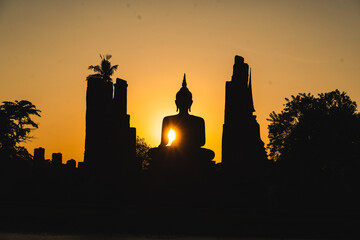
(0, 233, 325, 240)
(1, 202, 359, 239)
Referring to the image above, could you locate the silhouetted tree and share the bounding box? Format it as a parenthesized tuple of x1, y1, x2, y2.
(87, 54, 118, 82)
(267, 90, 360, 207)
(0, 100, 41, 199)
(0, 100, 41, 162)
(136, 136, 151, 170)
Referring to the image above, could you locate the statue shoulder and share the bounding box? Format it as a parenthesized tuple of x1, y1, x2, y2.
(162, 115, 178, 123)
(189, 114, 205, 123)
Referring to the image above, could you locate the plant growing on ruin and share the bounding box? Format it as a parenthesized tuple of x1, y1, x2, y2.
(87, 54, 118, 82)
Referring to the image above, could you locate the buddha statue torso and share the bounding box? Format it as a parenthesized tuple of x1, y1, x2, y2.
(160, 113, 205, 149)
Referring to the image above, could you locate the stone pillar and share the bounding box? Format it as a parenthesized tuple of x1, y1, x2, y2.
(112, 78, 137, 177)
(114, 78, 128, 117)
(34, 147, 45, 167)
(52, 153, 62, 166)
(84, 77, 113, 175)
(222, 56, 267, 182)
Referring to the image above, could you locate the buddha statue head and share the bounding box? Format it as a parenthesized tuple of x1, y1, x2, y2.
(176, 74, 193, 113)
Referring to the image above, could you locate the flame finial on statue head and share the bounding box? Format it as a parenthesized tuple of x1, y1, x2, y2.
(182, 73, 187, 87)
(176, 73, 193, 112)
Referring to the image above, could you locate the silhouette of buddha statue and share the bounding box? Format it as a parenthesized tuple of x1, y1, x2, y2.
(149, 74, 215, 176)
(160, 74, 205, 149)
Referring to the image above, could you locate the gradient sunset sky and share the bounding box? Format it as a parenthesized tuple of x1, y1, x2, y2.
(1, 0, 359, 164)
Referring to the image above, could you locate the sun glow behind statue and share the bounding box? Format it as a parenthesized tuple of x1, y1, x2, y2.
(167, 128, 176, 146)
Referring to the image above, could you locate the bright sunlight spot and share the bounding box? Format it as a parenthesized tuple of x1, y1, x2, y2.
(167, 128, 176, 146)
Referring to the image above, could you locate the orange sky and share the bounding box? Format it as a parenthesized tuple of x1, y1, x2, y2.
(0, 0, 359, 164)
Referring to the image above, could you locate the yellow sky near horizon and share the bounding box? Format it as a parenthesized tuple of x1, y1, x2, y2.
(0, 0, 359, 164)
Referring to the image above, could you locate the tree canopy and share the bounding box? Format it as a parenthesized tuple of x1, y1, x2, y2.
(87, 54, 118, 82)
(267, 90, 360, 181)
(0, 100, 41, 161)
(135, 136, 151, 170)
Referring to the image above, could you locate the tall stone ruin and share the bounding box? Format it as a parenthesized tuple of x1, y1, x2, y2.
(222, 56, 267, 182)
(84, 77, 136, 181)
